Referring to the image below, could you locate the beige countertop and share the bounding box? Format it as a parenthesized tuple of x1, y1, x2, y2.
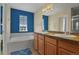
(35, 32, 79, 42)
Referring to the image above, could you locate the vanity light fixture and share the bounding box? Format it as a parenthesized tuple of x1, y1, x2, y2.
(42, 4, 53, 14)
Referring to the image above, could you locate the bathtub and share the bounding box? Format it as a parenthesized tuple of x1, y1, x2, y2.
(7, 32, 34, 54)
(9, 32, 34, 42)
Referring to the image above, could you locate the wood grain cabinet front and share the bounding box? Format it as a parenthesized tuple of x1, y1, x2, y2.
(45, 36, 57, 55)
(38, 34, 44, 55)
(58, 40, 79, 55)
(34, 33, 38, 50)
(45, 42, 57, 55)
(58, 48, 74, 55)
(34, 33, 79, 55)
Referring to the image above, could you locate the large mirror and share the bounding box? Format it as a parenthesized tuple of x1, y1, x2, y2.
(41, 4, 68, 33)
(48, 15, 68, 32)
(71, 7, 79, 33)
(58, 16, 68, 32)
(42, 15, 48, 32)
(71, 15, 79, 33)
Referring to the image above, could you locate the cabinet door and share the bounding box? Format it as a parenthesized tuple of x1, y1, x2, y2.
(58, 40, 79, 54)
(38, 38, 44, 55)
(45, 42, 56, 55)
(34, 34, 38, 50)
(58, 48, 74, 55)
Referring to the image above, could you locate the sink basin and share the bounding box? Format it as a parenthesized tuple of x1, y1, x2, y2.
(40, 32, 48, 34)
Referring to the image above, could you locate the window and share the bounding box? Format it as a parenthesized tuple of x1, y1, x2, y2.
(19, 15, 28, 32)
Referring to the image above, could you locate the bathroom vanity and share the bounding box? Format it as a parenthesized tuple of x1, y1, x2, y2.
(34, 32, 79, 55)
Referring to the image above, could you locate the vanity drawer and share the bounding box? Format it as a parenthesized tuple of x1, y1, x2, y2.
(58, 47, 74, 55)
(34, 33, 38, 37)
(58, 40, 79, 54)
(45, 36, 57, 45)
(38, 34, 44, 40)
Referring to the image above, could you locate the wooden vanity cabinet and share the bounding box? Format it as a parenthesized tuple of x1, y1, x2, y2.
(34, 33, 38, 50)
(45, 36, 57, 55)
(58, 40, 79, 55)
(34, 33, 79, 55)
(58, 48, 74, 55)
(45, 41, 57, 55)
(38, 34, 45, 55)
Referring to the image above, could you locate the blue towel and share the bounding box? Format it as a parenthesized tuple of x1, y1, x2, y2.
(11, 48, 32, 55)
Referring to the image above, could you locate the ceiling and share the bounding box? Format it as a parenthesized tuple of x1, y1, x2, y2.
(9, 3, 79, 15)
(9, 3, 46, 13)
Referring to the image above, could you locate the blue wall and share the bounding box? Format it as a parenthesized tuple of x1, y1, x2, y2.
(11, 8, 34, 33)
(43, 15, 48, 31)
(0, 6, 2, 34)
(0, 6, 2, 24)
(0, 6, 1, 34)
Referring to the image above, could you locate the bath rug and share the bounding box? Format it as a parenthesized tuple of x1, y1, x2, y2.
(11, 48, 32, 55)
